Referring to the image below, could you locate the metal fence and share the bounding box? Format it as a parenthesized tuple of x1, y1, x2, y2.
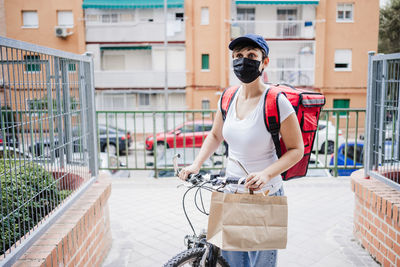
(0, 36, 98, 266)
(365, 52, 400, 190)
(97, 108, 366, 178)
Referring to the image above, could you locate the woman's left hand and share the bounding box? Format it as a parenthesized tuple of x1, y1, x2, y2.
(244, 170, 272, 191)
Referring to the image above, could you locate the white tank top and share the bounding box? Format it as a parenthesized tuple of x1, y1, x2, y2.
(219, 85, 295, 195)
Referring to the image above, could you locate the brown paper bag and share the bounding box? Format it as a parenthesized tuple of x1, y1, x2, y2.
(206, 191, 288, 251)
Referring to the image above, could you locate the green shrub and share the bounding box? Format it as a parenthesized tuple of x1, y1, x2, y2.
(0, 161, 70, 253)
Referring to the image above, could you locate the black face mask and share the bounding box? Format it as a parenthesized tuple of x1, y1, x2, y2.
(233, 57, 262, 84)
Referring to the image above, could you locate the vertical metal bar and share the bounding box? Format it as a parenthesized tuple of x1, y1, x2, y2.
(125, 112, 128, 167)
(61, 60, 72, 163)
(78, 61, 88, 165)
(344, 110, 349, 167)
(115, 112, 120, 169)
(153, 112, 158, 178)
(84, 53, 98, 176)
(54, 57, 65, 168)
(334, 112, 340, 177)
(46, 59, 56, 163)
(354, 111, 359, 168)
(365, 51, 376, 176)
(379, 59, 387, 166)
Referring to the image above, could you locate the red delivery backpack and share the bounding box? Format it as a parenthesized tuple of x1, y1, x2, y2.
(220, 83, 326, 181)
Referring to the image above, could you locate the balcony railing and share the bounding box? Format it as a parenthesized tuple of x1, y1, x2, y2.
(231, 20, 316, 39)
(230, 68, 314, 87)
(86, 20, 185, 42)
(94, 70, 186, 88)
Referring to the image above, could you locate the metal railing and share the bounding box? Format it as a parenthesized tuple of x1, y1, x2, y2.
(230, 20, 316, 39)
(97, 108, 366, 177)
(0, 36, 98, 265)
(365, 52, 400, 190)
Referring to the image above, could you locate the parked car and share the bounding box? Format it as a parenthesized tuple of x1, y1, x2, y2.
(0, 107, 19, 149)
(30, 125, 132, 157)
(145, 120, 214, 154)
(329, 142, 364, 176)
(98, 125, 132, 155)
(99, 153, 131, 178)
(313, 120, 345, 154)
(0, 131, 19, 149)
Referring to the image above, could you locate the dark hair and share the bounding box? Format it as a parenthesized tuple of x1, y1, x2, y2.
(232, 41, 267, 60)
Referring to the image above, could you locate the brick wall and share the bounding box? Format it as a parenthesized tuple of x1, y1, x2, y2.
(14, 174, 112, 267)
(351, 170, 400, 267)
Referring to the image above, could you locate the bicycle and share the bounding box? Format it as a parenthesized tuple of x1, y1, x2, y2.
(163, 154, 250, 267)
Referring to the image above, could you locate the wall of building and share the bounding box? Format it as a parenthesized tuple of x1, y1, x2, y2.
(4, 0, 86, 54)
(315, 0, 379, 109)
(0, 0, 6, 36)
(185, 0, 231, 110)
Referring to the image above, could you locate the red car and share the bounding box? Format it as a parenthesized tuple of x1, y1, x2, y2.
(145, 120, 213, 152)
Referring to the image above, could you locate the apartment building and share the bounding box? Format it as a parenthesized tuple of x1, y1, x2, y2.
(83, 0, 186, 111)
(186, 0, 379, 113)
(3, 0, 86, 54)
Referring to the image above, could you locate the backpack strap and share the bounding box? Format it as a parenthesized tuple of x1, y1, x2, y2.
(220, 86, 240, 121)
(263, 86, 285, 158)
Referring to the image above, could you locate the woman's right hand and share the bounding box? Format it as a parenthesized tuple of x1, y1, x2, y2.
(178, 163, 201, 181)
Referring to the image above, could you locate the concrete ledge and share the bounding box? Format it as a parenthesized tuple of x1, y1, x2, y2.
(14, 173, 112, 267)
(351, 169, 400, 267)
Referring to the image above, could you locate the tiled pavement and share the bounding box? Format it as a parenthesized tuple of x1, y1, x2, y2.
(102, 172, 380, 267)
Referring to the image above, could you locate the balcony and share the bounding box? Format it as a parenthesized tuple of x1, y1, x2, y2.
(86, 21, 185, 43)
(231, 20, 316, 39)
(230, 68, 315, 87)
(94, 70, 186, 88)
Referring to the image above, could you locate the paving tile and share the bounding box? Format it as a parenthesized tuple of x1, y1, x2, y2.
(102, 176, 380, 267)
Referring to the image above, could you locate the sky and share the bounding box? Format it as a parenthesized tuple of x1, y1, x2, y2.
(380, 0, 390, 7)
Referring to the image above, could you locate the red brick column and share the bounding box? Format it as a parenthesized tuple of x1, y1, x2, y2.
(351, 170, 400, 267)
(14, 173, 112, 267)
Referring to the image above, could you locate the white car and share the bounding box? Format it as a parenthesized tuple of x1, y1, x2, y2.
(313, 120, 345, 154)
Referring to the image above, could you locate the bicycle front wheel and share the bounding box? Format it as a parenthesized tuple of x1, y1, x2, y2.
(163, 248, 229, 267)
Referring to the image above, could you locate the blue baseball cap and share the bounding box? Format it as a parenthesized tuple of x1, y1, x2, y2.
(229, 34, 269, 57)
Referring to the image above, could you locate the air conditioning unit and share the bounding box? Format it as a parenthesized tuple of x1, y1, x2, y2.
(55, 26, 72, 38)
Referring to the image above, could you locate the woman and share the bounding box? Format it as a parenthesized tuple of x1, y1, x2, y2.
(178, 34, 304, 267)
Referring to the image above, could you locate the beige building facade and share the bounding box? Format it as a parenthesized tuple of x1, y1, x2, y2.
(185, 0, 379, 119)
(3, 0, 86, 54)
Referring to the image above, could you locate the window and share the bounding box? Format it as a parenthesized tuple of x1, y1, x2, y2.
(57, 11, 74, 28)
(333, 99, 350, 116)
(86, 14, 98, 22)
(337, 3, 353, 22)
(24, 55, 41, 72)
(181, 124, 195, 133)
(195, 124, 212, 132)
(277, 8, 298, 37)
(139, 94, 150, 106)
(201, 54, 209, 70)
(236, 8, 255, 34)
(202, 100, 210, 110)
(201, 7, 209, 25)
(346, 145, 363, 164)
(22, 11, 38, 28)
(101, 14, 119, 23)
(175, 13, 184, 21)
(334, 49, 352, 71)
(68, 63, 76, 72)
(120, 13, 134, 22)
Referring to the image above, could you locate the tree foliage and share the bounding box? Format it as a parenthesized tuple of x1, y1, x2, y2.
(379, 0, 400, 54)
